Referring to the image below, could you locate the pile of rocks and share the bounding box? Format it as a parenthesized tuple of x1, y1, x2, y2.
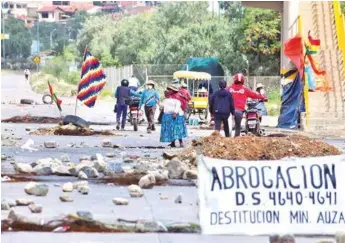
(162, 151, 198, 180)
(30, 124, 115, 136)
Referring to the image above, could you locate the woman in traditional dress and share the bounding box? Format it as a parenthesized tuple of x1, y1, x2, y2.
(160, 87, 188, 147)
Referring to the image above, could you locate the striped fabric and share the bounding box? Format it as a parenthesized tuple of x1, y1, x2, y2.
(77, 48, 106, 108)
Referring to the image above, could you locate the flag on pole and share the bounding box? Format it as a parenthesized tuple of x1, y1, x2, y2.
(305, 31, 321, 55)
(48, 81, 62, 111)
(283, 34, 304, 78)
(77, 48, 106, 108)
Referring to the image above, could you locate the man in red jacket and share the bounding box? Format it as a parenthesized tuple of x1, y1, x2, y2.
(227, 73, 265, 137)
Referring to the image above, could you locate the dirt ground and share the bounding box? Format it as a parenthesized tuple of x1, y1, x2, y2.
(190, 131, 341, 160)
(1, 115, 62, 124)
(29, 124, 117, 136)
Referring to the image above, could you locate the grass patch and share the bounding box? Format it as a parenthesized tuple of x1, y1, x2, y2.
(100, 89, 113, 98)
(266, 88, 281, 116)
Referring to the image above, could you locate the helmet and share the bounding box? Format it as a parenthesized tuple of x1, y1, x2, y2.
(233, 73, 245, 84)
(121, 79, 129, 86)
(146, 80, 155, 86)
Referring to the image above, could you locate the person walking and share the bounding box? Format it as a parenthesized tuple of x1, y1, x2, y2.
(24, 69, 30, 81)
(114, 79, 140, 130)
(227, 73, 265, 137)
(160, 89, 187, 147)
(139, 80, 160, 133)
(209, 80, 235, 137)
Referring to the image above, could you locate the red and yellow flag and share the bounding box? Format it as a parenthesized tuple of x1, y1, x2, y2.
(48, 81, 62, 111)
(306, 31, 321, 55)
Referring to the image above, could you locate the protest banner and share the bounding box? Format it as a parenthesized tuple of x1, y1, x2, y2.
(198, 155, 345, 235)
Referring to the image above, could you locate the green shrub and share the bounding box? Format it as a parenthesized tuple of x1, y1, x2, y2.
(266, 88, 281, 116)
(100, 89, 113, 98)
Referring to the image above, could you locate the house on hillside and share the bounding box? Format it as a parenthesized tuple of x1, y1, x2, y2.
(1, 2, 28, 16)
(38, 5, 74, 22)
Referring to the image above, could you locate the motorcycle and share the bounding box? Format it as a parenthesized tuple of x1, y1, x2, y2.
(125, 97, 143, 131)
(243, 100, 265, 136)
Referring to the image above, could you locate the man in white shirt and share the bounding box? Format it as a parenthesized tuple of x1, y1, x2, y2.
(128, 75, 140, 91)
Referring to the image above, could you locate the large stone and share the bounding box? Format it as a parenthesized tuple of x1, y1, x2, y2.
(24, 182, 49, 196)
(78, 171, 88, 180)
(138, 174, 156, 189)
(44, 141, 57, 148)
(149, 170, 169, 181)
(76, 211, 93, 220)
(73, 181, 88, 190)
(59, 195, 74, 202)
(16, 198, 34, 206)
(128, 184, 144, 198)
(102, 139, 112, 148)
(166, 159, 189, 179)
(14, 163, 32, 173)
(62, 182, 73, 192)
(93, 153, 108, 173)
(174, 193, 182, 204)
(28, 204, 42, 213)
(112, 198, 129, 205)
(1, 201, 10, 210)
(1, 154, 7, 160)
(33, 158, 63, 173)
(78, 185, 89, 195)
(162, 152, 178, 160)
(60, 154, 71, 162)
(54, 166, 71, 176)
(183, 170, 198, 180)
(33, 166, 53, 175)
(8, 209, 29, 223)
(2, 198, 16, 207)
(68, 167, 77, 176)
(336, 232, 345, 243)
(136, 220, 168, 232)
(79, 166, 99, 178)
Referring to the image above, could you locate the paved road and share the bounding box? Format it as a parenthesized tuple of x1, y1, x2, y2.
(1, 232, 334, 243)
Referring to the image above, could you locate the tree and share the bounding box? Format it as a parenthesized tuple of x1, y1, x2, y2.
(341, 1, 345, 14)
(1, 16, 32, 58)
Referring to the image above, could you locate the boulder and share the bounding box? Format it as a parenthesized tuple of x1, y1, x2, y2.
(78, 171, 88, 180)
(112, 198, 129, 205)
(78, 185, 89, 195)
(76, 211, 93, 220)
(128, 184, 144, 198)
(174, 193, 182, 204)
(28, 204, 42, 213)
(1, 201, 10, 210)
(102, 139, 112, 148)
(59, 195, 74, 202)
(33, 166, 53, 175)
(60, 154, 71, 162)
(73, 181, 88, 190)
(24, 182, 49, 196)
(33, 158, 63, 172)
(54, 166, 71, 176)
(183, 170, 198, 180)
(79, 166, 99, 178)
(93, 154, 108, 173)
(44, 141, 57, 148)
(16, 198, 34, 206)
(166, 159, 189, 179)
(138, 174, 156, 189)
(162, 151, 178, 160)
(62, 182, 73, 192)
(149, 170, 169, 181)
(14, 163, 32, 173)
(2, 198, 16, 207)
(136, 220, 168, 232)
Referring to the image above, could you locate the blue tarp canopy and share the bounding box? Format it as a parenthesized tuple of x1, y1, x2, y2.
(278, 73, 305, 129)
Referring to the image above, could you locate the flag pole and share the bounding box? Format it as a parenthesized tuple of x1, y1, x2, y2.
(75, 46, 88, 116)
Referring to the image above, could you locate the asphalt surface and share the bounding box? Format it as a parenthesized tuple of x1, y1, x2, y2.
(1, 72, 344, 242)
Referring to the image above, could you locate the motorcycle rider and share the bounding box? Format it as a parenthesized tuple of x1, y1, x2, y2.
(227, 73, 265, 137)
(114, 79, 140, 130)
(139, 80, 160, 133)
(209, 80, 235, 137)
(255, 83, 268, 116)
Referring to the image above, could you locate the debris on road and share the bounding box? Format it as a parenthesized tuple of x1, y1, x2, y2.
(128, 184, 144, 198)
(21, 139, 38, 152)
(78, 185, 89, 195)
(30, 124, 117, 136)
(174, 193, 182, 204)
(1, 115, 62, 124)
(76, 211, 93, 220)
(138, 174, 156, 189)
(112, 198, 129, 206)
(28, 204, 43, 213)
(15, 198, 34, 206)
(189, 132, 341, 161)
(62, 182, 74, 192)
(14, 163, 33, 174)
(24, 182, 49, 196)
(59, 195, 74, 202)
(44, 141, 58, 148)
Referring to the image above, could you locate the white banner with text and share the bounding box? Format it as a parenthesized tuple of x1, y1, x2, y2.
(198, 155, 345, 235)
